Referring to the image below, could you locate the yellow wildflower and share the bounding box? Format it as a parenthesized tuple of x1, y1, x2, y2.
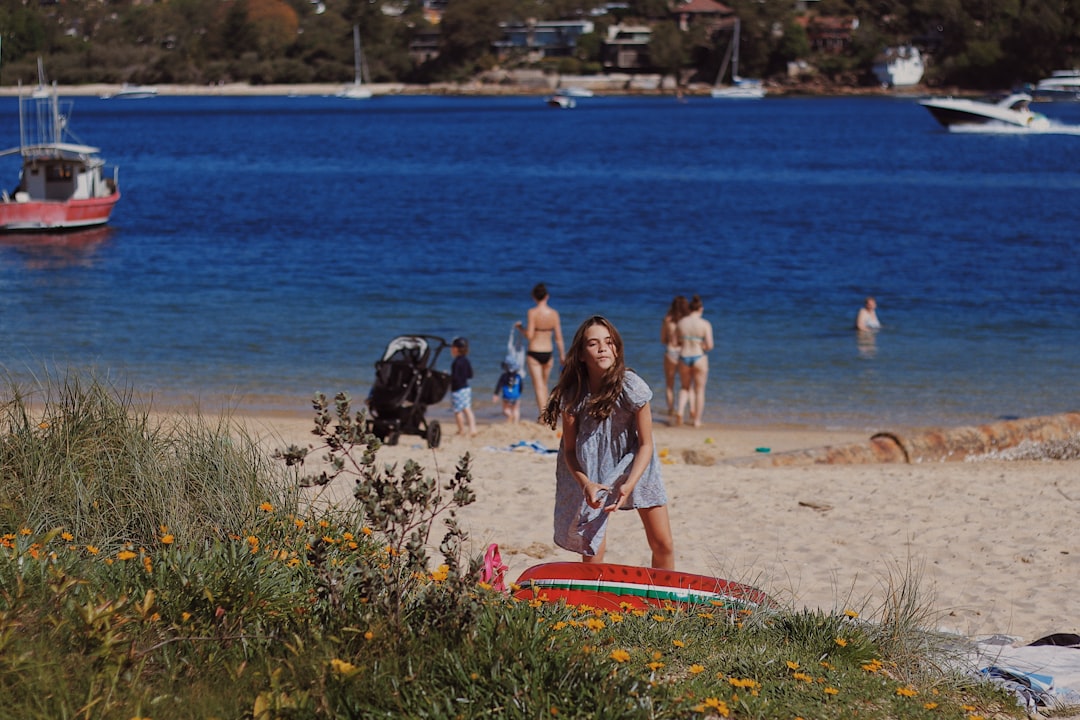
(786, 660, 800, 670)
(672, 639, 685, 648)
(117, 550, 137, 561)
(329, 658, 359, 677)
(160, 534, 174, 545)
(689, 664, 705, 674)
(361, 527, 372, 535)
(19, 528, 31, 536)
(844, 609, 859, 618)
(650, 614, 666, 622)
(835, 637, 848, 647)
(924, 702, 939, 709)
(896, 686, 918, 697)
(61, 531, 74, 541)
(824, 687, 839, 695)
(364, 631, 374, 640)
(610, 649, 630, 663)
(584, 618, 605, 631)
(259, 502, 274, 512)
(793, 672, 813, 682)
(703, 697, 730, 717)
(430, 565, 449, 582)
(647, 661, 665, 671)
(294, 518, 305, 529)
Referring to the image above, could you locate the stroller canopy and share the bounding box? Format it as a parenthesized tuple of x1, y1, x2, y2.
(380, 335, 435, 367)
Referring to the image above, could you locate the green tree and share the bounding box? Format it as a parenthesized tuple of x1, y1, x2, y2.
(648, 20, 686, 90)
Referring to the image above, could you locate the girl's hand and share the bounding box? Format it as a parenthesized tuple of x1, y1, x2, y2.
(582, 481, 607, 509)
(604, 481, 634, 513)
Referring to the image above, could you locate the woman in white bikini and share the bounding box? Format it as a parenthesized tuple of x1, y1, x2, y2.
(675, 295, 713, 427)
(516, 283, 565, 417)
(660, 295, 689, 418)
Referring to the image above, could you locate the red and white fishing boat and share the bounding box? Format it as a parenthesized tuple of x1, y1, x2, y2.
(0, 82, 120, 232)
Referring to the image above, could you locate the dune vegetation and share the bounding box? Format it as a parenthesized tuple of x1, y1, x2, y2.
(0, 374, 1025, 719)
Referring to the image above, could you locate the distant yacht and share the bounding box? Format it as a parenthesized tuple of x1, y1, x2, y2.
(101, 83, 158, 100)
(1032, 69, 1080, 102)
(872, 46, 924, 88)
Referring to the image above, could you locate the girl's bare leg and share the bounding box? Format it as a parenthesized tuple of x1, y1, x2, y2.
(639, 506, 675, 569)
(582, 535, 607, 564)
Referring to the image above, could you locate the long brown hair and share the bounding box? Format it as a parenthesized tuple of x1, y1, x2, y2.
(666, 295, 689, 322)
(540, 316, 626, 428)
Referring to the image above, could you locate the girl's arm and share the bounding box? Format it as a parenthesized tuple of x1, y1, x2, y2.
(703, 320, 715, 353)
(562, 410, 607, 509)
(515, 308, 537, 340)
(606, 401, 655, 513)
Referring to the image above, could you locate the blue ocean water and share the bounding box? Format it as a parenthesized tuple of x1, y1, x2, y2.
(0, 93, 1077, 429)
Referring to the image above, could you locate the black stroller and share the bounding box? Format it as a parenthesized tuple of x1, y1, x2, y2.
(365, 335, 451, 448)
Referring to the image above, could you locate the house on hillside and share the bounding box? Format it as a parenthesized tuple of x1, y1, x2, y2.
(494, 19, 596, 61)
(672, 0, 735, 36)
(601, 24, 652, 72)
(796, 15, 859, 53)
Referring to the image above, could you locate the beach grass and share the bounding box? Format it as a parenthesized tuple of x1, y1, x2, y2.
(0, 373, 1028, 719)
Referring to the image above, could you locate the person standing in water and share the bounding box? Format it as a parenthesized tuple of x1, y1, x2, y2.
(516, 283, 565, 417)
(675, 295, 713, 428)
(855, 296, 881, 331)
(660, 295, 689, 419)
(541, 315, 674, 569)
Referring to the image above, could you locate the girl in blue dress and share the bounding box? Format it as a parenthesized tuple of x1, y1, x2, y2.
(540, 315, 675, 569)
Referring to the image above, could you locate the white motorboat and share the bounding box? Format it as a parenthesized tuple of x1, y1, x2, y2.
(872, 46, 924, 88)
(919, 93, 1050, 130)
(545, 94, 576, 109)
(101, 83, 158, 99)
(558, 86, 594, 98)
(1033, 70, 1080, 101)
(337, 25, 372, 100)
(711, 18, 765, 99)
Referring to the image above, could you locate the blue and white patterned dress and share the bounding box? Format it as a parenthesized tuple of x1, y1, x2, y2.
(553, 370, 667, 556)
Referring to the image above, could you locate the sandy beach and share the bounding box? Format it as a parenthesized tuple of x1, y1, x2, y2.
(241, 410, 1079, 644)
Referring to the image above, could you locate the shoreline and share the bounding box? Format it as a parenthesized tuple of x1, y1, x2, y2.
(0, 80, 967, 99)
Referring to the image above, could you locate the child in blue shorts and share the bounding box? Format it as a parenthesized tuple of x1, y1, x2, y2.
(450, 337, 477, 436)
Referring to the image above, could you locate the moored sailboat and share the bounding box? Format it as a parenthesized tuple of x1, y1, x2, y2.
(711, 18, 765, 99)
(338, 25, 373, 100)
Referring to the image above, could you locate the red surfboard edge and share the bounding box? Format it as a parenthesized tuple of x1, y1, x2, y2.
(512, 562, 774, 612)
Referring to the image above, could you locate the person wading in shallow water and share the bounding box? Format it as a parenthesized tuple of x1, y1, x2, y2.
(675, 295, 713, 428)
(516, 282, 565, 418)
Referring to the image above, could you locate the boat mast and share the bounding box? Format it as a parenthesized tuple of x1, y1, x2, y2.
(731, 17, 741, 81)
(352, 25, 363, 85)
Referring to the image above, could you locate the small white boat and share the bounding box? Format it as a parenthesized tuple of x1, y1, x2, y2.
(1033, 69, 1080, 102)
(711, 18, 765, 99)
(337, 25, 372, 100)
(545, 94, 576, 109)
(558, 86, 594, 98)
(872, 46, 924, 88)
(919, 92, 1049, 130)
(101, 83, 158, 100)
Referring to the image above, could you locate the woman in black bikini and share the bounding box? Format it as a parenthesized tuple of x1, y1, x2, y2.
(515, 283, 565, 417)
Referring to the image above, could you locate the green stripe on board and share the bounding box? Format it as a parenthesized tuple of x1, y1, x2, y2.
(520, 578, 759, 609)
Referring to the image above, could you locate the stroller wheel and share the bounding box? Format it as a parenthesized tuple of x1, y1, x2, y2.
(426, 420, 441, 449)
(387, 430, 401, 446)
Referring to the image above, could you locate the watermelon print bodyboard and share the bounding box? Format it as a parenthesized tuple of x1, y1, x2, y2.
(513, 562, 772, 612)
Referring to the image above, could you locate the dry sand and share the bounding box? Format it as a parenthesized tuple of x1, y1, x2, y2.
(239, 410, 1079, 645)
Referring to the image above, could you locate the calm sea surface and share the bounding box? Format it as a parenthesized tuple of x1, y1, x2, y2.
(0, 93, 1077, 430)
